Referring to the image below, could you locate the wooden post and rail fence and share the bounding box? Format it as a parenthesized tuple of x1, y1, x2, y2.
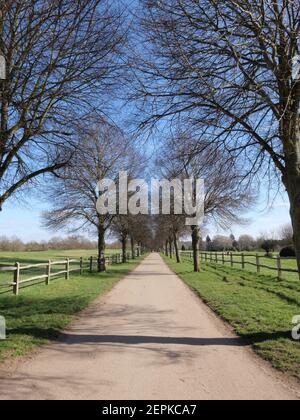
(177, 251, 298, 281)
(0, 250, 142, 296)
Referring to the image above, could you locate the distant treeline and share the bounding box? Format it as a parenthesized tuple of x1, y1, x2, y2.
(0, 235, 98, 252)
(181, 225, 294, 254)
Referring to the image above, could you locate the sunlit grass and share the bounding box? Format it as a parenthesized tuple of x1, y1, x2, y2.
(181, 251, 299, 282)
(0, 249, 123, 289)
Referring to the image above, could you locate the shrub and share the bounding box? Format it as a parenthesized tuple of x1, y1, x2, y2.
(280, 246, 296, 258)
(261, 239, 277, 256)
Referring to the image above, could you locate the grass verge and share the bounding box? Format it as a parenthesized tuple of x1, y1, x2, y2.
(0, 256, 144, 363)
(163, 254, 300, 381)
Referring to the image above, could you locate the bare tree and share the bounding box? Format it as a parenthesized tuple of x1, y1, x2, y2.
(238, 235, 256, 252)
(135, 0, 300, 277)
(126, 214, 152, 259)
(42, 117, 135, 272)
(211, 236, 233, 252)
(113, 213, 156, 259)
(158, 134, 252, 271)
(170, 214, 186, 263)
(149, 215, 170, 255)
(133, 216, 154, 254)
(111, 215, 132, 263)
(279, 224, 294, 246)
(152, 213, 187, 263)
(0, 0, 125, 211)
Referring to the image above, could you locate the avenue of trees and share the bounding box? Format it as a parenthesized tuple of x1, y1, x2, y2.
(1, 1, 300, 278)
(133, 0, 300, 276)
(42, 117, 143, 271)
(152, 133, 253, 271)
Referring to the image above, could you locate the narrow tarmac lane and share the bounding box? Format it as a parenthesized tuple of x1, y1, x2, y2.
(0, 253, 299, 400)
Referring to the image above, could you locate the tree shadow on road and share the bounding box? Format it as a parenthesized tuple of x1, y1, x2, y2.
(7, 328, 246, 347)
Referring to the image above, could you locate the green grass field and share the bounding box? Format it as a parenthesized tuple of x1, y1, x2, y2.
(0, 249, 122, 290)
(182, 251, 299, 282)
(0, 251, 143, 363)
(164, 254, 300, 381)
(0, 248, 121, 263)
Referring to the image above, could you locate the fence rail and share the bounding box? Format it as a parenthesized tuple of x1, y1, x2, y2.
(179, 251, 299, 280)
(0, 251, 138, 296)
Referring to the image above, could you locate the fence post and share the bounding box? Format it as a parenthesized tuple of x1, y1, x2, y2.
(256, 254, 261, 273)
(13, 262, 20, 296)
(65, 258, 70, 280)
(277, 256, 282, 281)
(222, 253, 225, 265)
(215, 253, 218, 263)
(90, 256, 93, 272)
(46, 260, 51, 285)
(241, 253, 245, 270)
(230, 253, 234, 267)
(80, 257, 83, 275)
(210, 252, 213, 262)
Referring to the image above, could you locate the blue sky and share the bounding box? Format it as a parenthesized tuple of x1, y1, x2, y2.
(0, 199, 50, 242)
(210, 194, 291, 239)
(0, 189, 291, 242)
(0, 96, 291, 243)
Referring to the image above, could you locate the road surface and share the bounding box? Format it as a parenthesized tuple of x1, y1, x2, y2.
(0, 253, 299, 400)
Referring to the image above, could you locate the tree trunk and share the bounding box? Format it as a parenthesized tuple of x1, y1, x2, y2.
(191, 225, 200, 272)
(121, 236, 127, 263)
(139, 241, 143, 255)
(291, 204, 300, 280)
(165, 241, 169, 256)
(97, 225, 106, 272)
(284, 167, 300, 280)
(173, 232, 180, 263)
(169, 238, 173, 259)
(130, 235, 135, 259)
